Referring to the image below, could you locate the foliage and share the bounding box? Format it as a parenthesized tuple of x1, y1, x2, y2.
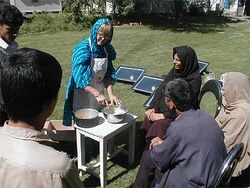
(173, 0, 214, 17)
(20, 12, 78, 34)
(62, 0, 106, 24)
(62, 0, 85, 23)
(62, 0, 136, 23)
(113, 0, 135, 17)
(188, 0, 210, 16)
(20, 12, 100, 34)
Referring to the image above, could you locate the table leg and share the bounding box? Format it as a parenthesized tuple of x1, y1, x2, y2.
(100, 138, 107, 187)
(76, 129, 85, 168)
(128, 120, 136, 165)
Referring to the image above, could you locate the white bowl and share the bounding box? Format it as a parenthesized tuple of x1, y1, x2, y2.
(102, 105, 128, 123)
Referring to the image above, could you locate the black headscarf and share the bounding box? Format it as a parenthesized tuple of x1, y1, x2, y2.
(149, 46, 201, 118)
(166, 46, 200, 82)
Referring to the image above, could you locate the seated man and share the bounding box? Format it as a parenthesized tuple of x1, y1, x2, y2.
(133, 78, 227, 188)
(0, 48, 83, 187)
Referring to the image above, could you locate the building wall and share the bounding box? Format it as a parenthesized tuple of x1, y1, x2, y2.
(210, 0, 242, 15)
(106, 0, 113, 14)
(9, 0, 62, 13)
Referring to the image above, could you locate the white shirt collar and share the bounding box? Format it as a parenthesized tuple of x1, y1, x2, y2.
(0, 38, 18, 55)
(0, 38, 10, 49)
(2, 122, 55, 143)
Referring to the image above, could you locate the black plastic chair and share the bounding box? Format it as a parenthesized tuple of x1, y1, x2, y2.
(199, 79, 222, 118)
(211, 143, 244, 188)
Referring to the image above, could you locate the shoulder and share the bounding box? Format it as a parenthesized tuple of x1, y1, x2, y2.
(188, 76, 201, 88)
(171, 109, 215, 130)
(105, 44, 116, 53)
(29, 142, 73, 174)
(0, 132, 73, 174)
(0, 50, 7, 62)
(73, 38, 89, 53)
(72, 38, 91, 59)
(11, 41, 18, 50)
(224, 106, 249, 123)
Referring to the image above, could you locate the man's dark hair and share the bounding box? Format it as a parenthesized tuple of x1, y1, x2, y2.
(164, 78, 193, 112)
(0, 4, 24, 26)
(1, 48, 62, 124)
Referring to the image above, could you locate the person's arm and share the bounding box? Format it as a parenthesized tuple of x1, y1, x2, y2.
(84, 85, 106, 105)
(72, 39, 100, 98)
(151, 130, 178, 172)
(149, 137, 164, 149)
(133, 126, 177, 188)
(104, 77, 121, 105)
(145, 108, 155, 119)
(148, 112, 165, 121)
(217, 109, 249, 152)
(103, 44, 121, 104)
(62, 160, 84, 188)
(188, 77, 202, 109)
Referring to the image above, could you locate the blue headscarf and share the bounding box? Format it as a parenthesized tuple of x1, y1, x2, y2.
(89, 18, 112, 57)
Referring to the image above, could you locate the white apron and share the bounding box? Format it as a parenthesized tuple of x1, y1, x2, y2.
(73, 38, 108, 111)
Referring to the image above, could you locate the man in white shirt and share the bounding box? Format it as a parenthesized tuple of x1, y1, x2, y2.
(0, 48, 84, 188)
(0, 4, 24, 125)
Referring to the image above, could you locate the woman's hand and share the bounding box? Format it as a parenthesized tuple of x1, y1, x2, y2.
(148, 112, 165, 121)
(108, 94, 121, 105)
(145, 108, 155, 120)
(96, 93, 107, 106)
(149, 137, 163, 149)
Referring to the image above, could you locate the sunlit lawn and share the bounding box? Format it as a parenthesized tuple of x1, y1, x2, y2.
(17, 16, 250, 187)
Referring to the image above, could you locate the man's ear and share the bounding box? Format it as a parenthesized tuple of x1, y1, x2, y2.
(169, 100, 176, 110)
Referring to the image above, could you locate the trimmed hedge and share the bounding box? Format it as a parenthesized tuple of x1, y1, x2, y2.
(20, 12, 97, 34)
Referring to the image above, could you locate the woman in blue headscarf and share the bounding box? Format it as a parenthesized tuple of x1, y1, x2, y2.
(63, 18, 120, 126)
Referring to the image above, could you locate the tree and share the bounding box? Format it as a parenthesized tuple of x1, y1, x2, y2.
(62, 0, 107, 24)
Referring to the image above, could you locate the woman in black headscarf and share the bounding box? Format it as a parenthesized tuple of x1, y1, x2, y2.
(141, 45, 201, 143)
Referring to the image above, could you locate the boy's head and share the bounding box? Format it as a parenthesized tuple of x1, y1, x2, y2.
(1, 48, 62, 129)
(0, 5, 24, 44)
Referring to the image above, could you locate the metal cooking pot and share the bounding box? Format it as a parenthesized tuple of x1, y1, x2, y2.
(74, 108, 99, 127)
(102, 105, 128, 123)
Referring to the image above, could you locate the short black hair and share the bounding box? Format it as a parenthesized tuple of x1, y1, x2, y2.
(164, 78, 193, 112)
(0, 4, 24, 26)
(1, 48, 62, 124)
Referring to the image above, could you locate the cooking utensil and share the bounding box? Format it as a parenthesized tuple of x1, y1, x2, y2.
(102, 105, 128, 123)
(74, 108, 99, 127)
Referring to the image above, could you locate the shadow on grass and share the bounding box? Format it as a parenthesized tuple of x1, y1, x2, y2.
(127, 15, 246, 34)
(81, 120, 145, 187)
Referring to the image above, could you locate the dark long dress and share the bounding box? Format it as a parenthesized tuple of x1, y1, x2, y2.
(141, 46, 202, 139)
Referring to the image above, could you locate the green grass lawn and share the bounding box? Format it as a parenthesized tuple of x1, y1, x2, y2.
(17, 16, 250, 187)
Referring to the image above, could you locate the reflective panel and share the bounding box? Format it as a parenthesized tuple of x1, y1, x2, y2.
(132, 75, 163, 94)
(116, 66, 145, 83)
(198, 60, 209, 75)
(144, 91, 155, 107)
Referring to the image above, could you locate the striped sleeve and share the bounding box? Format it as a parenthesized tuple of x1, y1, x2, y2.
(72, 39, 92, 89)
